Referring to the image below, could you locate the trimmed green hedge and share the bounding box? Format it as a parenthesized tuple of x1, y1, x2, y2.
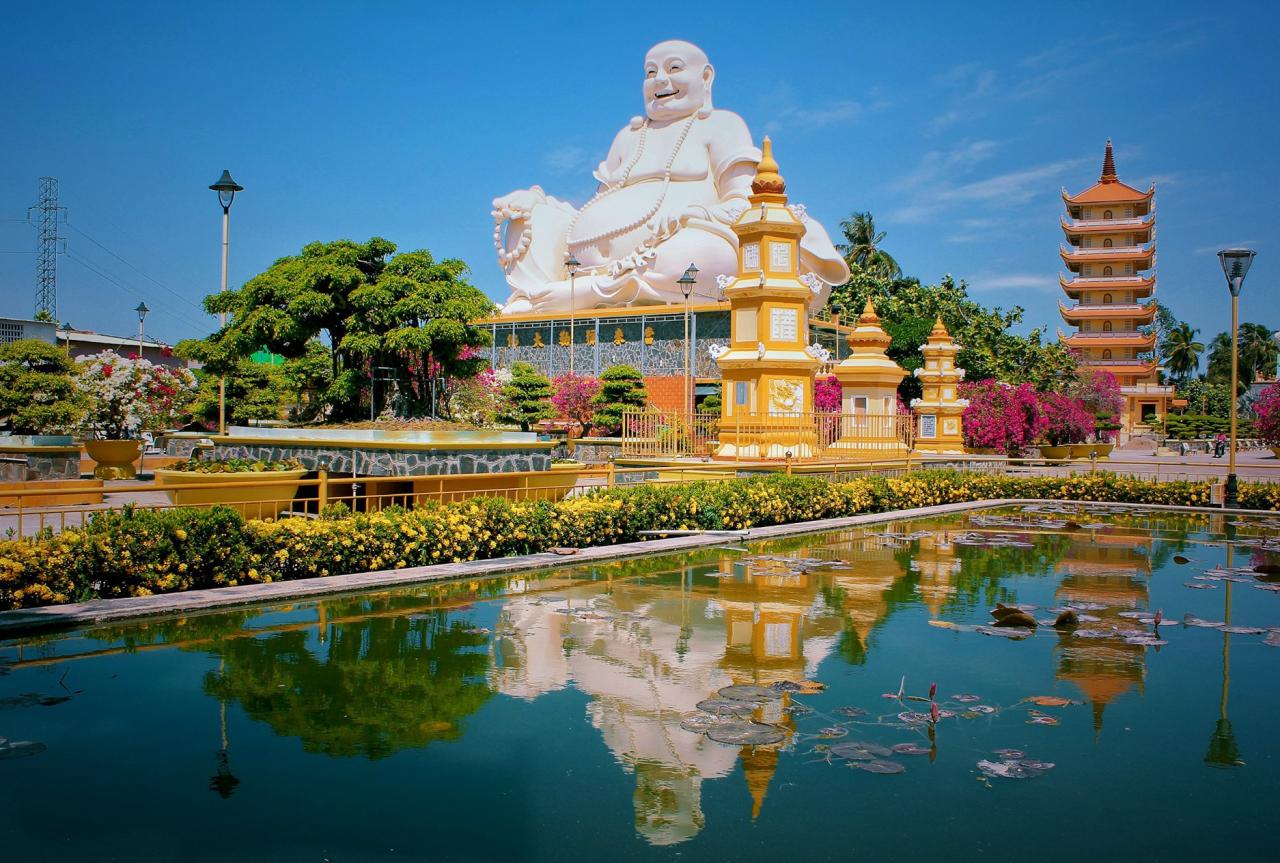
(2, 470, 1274, 610)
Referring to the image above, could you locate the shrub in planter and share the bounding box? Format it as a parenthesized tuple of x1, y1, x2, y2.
(1252, 382, 1280, 449)
(1038, 392, 1095, 446)
(960, 380, 1044, 455)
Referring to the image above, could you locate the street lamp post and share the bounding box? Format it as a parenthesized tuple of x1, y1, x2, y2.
(678, 263, 699, 426)
(134, 302, 149, 358)
(1217, 248, 1256, 508)
(565, 253, 580, 377)
(209, 170, 244, 435)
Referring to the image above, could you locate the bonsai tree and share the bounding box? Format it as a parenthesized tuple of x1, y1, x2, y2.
(497, 362, 554, 431)
(590, 365, 648, 435)
(550, 372, 601, 431)
(0, 339, 85, 434)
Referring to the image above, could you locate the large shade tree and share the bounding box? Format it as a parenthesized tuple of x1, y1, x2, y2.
(1207, 323, 1279, 392)
(179, 238, 494, 420)
(838, 212, 900, 279)
(0, 339, 85, 434)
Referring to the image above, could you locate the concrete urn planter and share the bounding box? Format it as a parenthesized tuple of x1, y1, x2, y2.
(1038, 445, 1071, 461)
(154, 468, 307, 519)
(85, 439, 143, 479)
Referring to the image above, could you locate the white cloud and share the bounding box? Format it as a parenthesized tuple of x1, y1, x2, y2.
(543, 145, 595, 176)
(937, 157, 1090, 205)
(966, 272, 1058, 293)
(1193, 241, 1260, 256)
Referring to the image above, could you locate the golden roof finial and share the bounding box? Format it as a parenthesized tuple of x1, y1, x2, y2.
(860, 298, 879, 323)
(751, 136, 786, 196)
(930, 315, 950, 339)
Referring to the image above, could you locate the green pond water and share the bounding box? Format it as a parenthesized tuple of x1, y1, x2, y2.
(2, 504, 1279, 862)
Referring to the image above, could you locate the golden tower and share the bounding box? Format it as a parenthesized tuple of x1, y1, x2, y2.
(911, 316, 968, 453)
(1060, 139, 1173, 432)
(715, 138, 822, 459)
(827, 300, 909, 456)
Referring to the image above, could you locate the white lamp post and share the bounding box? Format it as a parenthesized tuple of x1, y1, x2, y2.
(566, 253, 580, 377)
(134, 301, 149, 358)
(678, 263, 699, 425)
(209, 170, 243, 434)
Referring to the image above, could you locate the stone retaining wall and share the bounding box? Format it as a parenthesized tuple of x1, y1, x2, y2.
(0, 450, 80, 481)
(213, 443, 550, 477)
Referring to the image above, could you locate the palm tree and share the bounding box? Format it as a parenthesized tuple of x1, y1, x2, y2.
(1239, 323, 1278, 384)
(839, 211, 901, 279)
(1206, 331, 1234, 387)
(1159, 322, 1204, 381)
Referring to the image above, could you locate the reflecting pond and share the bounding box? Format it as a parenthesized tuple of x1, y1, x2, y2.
(3, 505, 1279, 861)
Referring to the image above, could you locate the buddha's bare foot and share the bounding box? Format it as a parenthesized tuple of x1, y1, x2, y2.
(501, 296, 534, 314)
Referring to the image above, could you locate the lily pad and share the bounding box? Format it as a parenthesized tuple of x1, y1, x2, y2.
(952, 694, 982, 703)
(1027, 713, 1059, 726)
(891, 743, 931, 755)
(1185, 583, 1218, 590)
(1125, 636, 1168, 646)
(1024, 695, 1076, 707)
(860, 760, 905, 774)
(829, 742, 876, 760)
(718, 685, 781, 703)
(978, 758, 1054, 779)
(1263, 632, 1280, 647)
(992, 748, 1025, 759)
(680, 712, 731, 734)
(815, 726, 849, 739)
(1222, 626, 1267, 635)
(696, 698, 754, 717)
(785, 703, 814, 716)
(706, 722, 786, 746)
(0, 740, 46, 759)
(977, 625, 1034, 640)
(971, 705, 997, 714)
(1183, 614, 1225, 628)
(897, 711, 931, 724)
(833, 706, 868, 717)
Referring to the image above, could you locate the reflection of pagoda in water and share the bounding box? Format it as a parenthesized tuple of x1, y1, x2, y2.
(822, 529, 921, 662)
(489, 553, 841, 845)
(911, 532, 962, 619)
(1054, 529, 1153, 732)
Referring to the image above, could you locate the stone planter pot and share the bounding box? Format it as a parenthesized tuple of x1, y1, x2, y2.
(1038, 445, 1071, 461)
(1271, 447, 1280, 460)
(1092, 443, 1115, 459)
(525, 462, 585, 501)
(154, 468, 307, 519)
(966, 447, 1002, 456)
(1069, 444, 1102, 460)
(85, 439, 143, 479)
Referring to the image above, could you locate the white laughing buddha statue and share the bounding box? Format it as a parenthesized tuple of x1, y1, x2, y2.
(492, 39, 851, 314)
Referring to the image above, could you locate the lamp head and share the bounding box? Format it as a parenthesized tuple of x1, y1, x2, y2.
(1217, 248, 1256, 297)
(135, 301, 150, 321)
(565, 253, 581, 276)
(678, 262, 698, 298)
(209, 170, 243, 210)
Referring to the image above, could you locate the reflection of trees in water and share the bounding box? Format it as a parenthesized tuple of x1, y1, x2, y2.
(204, 601, 492, 760)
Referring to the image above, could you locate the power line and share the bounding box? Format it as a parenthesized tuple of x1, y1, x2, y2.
(63, 249, 211, 334)
(65, 220, 209, 316)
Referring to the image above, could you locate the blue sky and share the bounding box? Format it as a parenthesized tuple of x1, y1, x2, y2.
(1, 0, 1275, 349)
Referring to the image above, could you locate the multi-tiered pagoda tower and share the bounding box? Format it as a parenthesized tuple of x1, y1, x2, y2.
(1059, 140, 1173, 433)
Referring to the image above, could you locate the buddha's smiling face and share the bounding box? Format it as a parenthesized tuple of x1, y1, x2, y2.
(643, 41, 712, 122)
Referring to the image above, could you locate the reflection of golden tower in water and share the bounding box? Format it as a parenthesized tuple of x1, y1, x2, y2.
(826, 530, 914, 658)
(1054, 529, 1153, 732)
(715, 138, 821, 459)
(912, 532, 962, 618)
(911, 317, 969, 454)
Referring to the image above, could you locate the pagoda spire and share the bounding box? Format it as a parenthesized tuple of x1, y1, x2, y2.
(751, 136, 787, 199)
(1100, 138, 1117, 183)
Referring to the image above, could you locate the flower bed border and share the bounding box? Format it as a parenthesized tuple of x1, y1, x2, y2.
(1, 496, 1273, 638)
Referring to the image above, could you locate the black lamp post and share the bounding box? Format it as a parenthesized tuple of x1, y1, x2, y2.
(209, 170, 244, 435)
(678, 264, 699, 425)
(1217, 248, 1256, 508)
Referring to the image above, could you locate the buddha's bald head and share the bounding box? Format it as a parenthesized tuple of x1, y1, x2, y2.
(643, 40, 714, 122)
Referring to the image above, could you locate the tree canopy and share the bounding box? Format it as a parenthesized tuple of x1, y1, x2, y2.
(179, 238, 495, 420)
(0, 339, 85, 435)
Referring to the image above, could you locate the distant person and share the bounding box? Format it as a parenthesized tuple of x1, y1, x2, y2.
(1213, 434, 1227, 459)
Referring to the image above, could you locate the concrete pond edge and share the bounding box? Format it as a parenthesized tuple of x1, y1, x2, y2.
(1, 497, 1272, 637)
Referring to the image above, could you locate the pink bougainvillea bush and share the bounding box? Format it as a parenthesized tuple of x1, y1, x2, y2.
(1037, 390, 1096, 446)
(551, 373, 602, 429)
(960, 379, 1045, 454)
(814, 376, 842, 412)
(1070, 367, 1124, 441)
(75, 351, 196, 440)
(1254, 382, 1280, 447)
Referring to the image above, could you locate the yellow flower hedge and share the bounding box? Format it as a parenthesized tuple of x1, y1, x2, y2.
(0, 470, 1270, 610)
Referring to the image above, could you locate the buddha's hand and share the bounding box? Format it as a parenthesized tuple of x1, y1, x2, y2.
(492, 186, 547, 221)
(678, 201, 746, 227)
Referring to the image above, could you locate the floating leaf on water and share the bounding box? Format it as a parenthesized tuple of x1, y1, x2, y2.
(1263, 632, 1280, 647)
(834, 706, 868, 717)
(977, 758, 1054, 779)
(1222, 626, 1267, 635)
(891, 743, 931, 755)
(706, 722, 787, 746)
(718, 685, 782, 703)
(1173, 555, 1192, 565)
(769, 680, 805, 693)
(977, 625, 1034, 640)
(898, 711, 931, 724)
(1185, 583, 1218, 590)
(860, 760, 905, 774)
(696, 699, 754, 717)
(1024, 695, 1076, 707)
(992, 748, 1026, 759)
(785, 703, 815, 716)
(816, 726, 849, 739)
(972, 705, 997, 714)
(952, 694, 982, 703)
(1072, 628, 1118, 639)
(1183, 614, 1225, 628)
(0, 740, 46, 760)
(1125, 636, 1168, 646)
(829, 742, 877, 760)
(680, 712, 731, 734)
(1253, 584, 1280, 592)
(1027, 713, 1060, 726)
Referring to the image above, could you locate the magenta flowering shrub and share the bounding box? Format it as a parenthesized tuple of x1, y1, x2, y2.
(1254, 382, 1280, 447)
(1071, 368, 1124, 441)
(960, 379, 1045, 454)
(1038, 391, 1096, 446)
(814, 376, 842, 412)
(551, 373, 602, 428)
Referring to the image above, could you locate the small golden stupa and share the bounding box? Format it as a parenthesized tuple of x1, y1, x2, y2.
(911, 316, 968, 453)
